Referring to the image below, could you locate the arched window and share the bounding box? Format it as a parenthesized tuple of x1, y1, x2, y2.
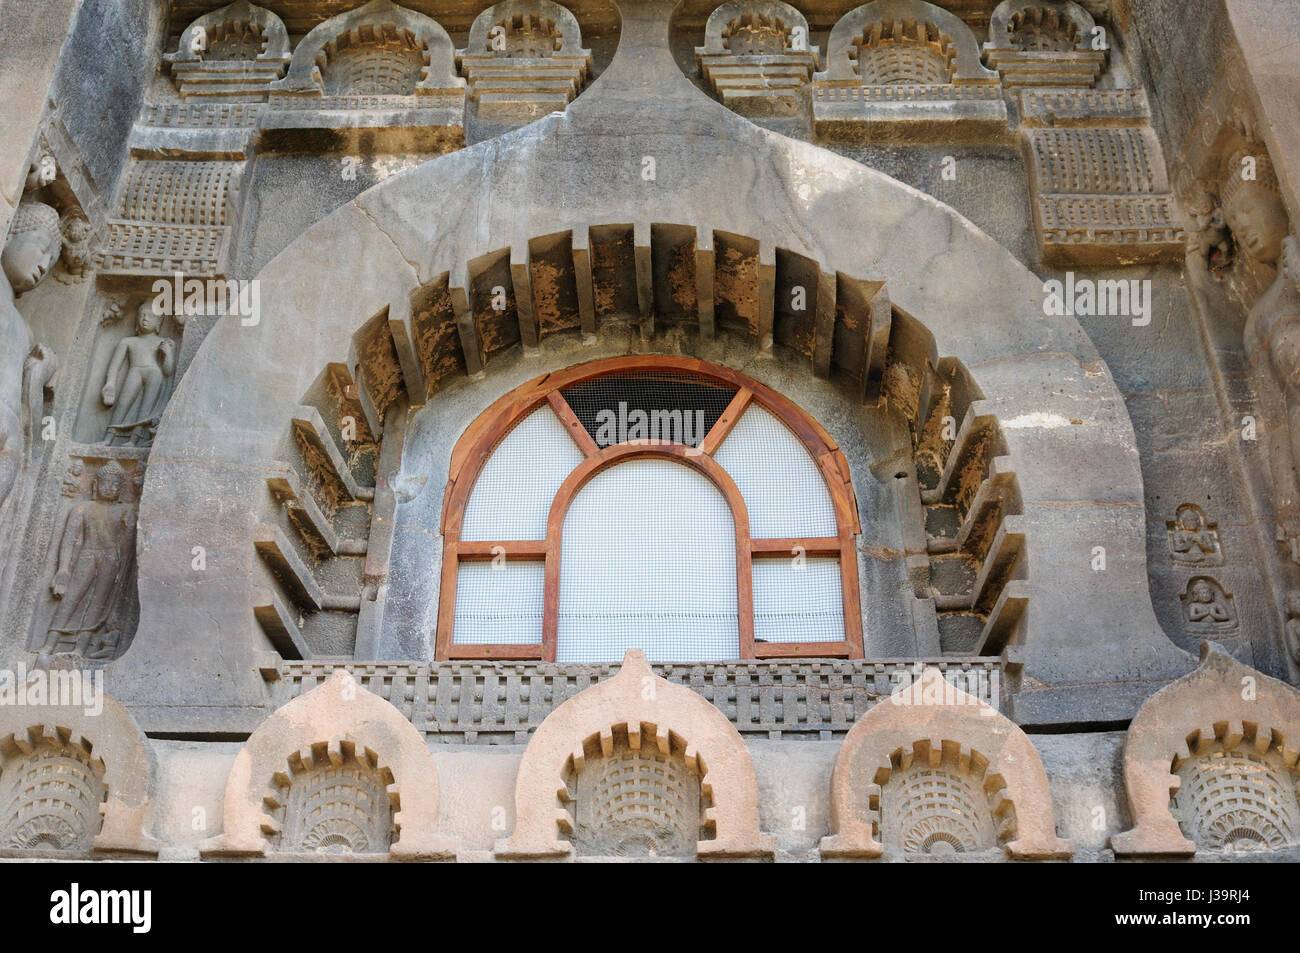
(436, 357, 863, 661)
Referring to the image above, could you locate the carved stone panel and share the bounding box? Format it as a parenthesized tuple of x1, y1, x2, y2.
(262, 0, 466, 151)
(983, 0, 1105, 87)
(94, 159, 243, 281)
(1166, 503, 1224, 567)
(1020, 88, 1185, 264)
(165, 0, 292, 102)
(29, 456, 142, 665)
(812, 0, 1005, 140)
(457, 0, 593, 119)
(0, 734, 106, 851)
(74, 301, 184, 449)
(571, 730, 702, 858)
(1171, 746, 1300, 853)
(694, 1, 819, 117)
(1179, 575, 1237, 636)
(269, 745, 394, 854)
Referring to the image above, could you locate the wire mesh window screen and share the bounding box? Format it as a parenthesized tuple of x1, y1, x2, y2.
(461, 405, 585, 540)
(557, 459, 740, 663)
(453, 560, 545, 644)
(560, 370, 739, 449)
(712, 404, 838, 537)
(753, 557, 845, 643)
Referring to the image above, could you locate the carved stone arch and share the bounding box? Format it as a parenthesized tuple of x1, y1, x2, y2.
(126, 10, 1191, 730)
(495, 649, 774, 859)
(818, 0, 1000, 83)
(985, 0, 1096, 53)
(464, 0, 590, 58)
(0, 684, 159, 854)
(699, 0, 813, 56)
(694, 0, 819, 115)
(820, 666, 1072, 859)
(200, 668, 457, 859)
(1112, 642, 1300, 857)
(456, 0, 594, 117)
(270, 0, 463, 97)
(0, 728, 104, 852)
(166, 0, 291, 67)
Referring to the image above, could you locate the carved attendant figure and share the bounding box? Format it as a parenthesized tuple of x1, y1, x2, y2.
(1285, 589, 1300, 662)
(1225, 147, 1300, 561)
(21, 341, 59, 456)
(1169, 506, 1219, 565)
(1184, 182, 1232, 284)
(57, 210, 94, 283)
(101, 304, 176, 446)
(1186, 578, 1230, 625)
(38, 459, 134, 661)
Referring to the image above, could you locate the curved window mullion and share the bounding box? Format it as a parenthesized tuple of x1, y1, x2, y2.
(437, 356, 863, 661)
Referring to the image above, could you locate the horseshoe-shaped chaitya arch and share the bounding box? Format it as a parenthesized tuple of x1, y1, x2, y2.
(1112, 642, 1300, 857)
(118, 0, 1190, 735)
(495, 648, 775, 859)
(821, 666, 1073, 859)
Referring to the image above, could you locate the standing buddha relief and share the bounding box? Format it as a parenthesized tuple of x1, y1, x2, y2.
(99, 303, 178, 447)
(36, 458, 136, 665)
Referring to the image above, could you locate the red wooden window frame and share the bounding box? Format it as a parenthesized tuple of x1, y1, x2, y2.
(435, 356, 864, 660)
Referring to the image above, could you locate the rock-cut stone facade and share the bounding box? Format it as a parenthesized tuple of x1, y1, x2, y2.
(1, 0, 1299, 864)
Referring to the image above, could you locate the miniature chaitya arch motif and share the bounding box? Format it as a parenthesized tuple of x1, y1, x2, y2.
(437, 355, 863, 662)
(1112, 643, 1300, 857)
(496, 649, 774, 859)
(821, 667, 1072, 859)
(569, 724, 704, 858)
(200, 670, 456, 860)
(0, 731, 106, 851)
(267, 741, 396, 854)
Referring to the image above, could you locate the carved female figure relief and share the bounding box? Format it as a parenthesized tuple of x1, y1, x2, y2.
(37, 459, 135, 663)
(101, 304, 176, 447)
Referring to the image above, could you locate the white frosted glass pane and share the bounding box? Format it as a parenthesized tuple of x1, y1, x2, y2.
(712, 404, 837, 537)
(462, 405, 585, 540)
(453, 560, 544, 644)
(753, 557, 845, 643)
(558, 459, 739, 663)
